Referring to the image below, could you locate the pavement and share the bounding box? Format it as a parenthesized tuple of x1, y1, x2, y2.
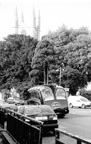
(0, 126, 16, 144)
(0, 127, 5, 144)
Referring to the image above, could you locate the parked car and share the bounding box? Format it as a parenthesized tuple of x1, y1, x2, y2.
(7, 97, 24, 105)
(7, 97, 15, 104)
(68, 95, 91, 108)
(0, 101, 18, 112)
(14, 97, 24, 105)
(17, 105, 58, 133)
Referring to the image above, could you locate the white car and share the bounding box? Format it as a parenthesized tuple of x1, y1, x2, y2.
(68, 95, 91, 109)
(7, 97, 24, 105)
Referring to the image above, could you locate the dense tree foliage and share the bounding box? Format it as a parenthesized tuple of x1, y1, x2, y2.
(0, 26, 91, 96)
(0, 34, 38, 97)
(79, 88, 91, 101)
(30, 39, 56, 85)
(62, 66, 87, 94)
(41, 26, 91, 94)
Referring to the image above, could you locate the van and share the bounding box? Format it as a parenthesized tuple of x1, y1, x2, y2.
(26, 84, 69, 117)
(68, 95, 91, 108)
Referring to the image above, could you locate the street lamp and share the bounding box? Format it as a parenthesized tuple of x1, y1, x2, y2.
(56, 63, 64, 86)
(56, 67, 62, 86)
(44, 61, 48, 85)
(59, 67, 62, 86)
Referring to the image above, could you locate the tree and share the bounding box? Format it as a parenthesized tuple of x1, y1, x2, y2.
(62, 66, 87, 95)
(30, 39, 56, 85)
(44, 26, 90, 94)
(0, 27, 91, 96)
(0, 34, 38, 96)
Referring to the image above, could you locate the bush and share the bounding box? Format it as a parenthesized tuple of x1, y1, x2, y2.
(80, 89, 91, 101)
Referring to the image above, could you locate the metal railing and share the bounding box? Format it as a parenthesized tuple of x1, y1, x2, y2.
(0, 107, 6, 128)
(0, 107, 43, 144)
(55, 129, 91, 144)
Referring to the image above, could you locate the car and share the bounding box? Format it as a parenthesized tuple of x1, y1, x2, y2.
(68, 95, 91, 109)
(1, 103, 18, 111)
(0, 101, 18, 111)
(14, 97, 24, 105)
(17, 105, 58, 133)
(7, 97, 15, 104)
(7, 97, 24, 105)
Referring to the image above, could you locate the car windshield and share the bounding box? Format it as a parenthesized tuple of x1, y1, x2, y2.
(56, 88, 66, 99)
(25, 106, 54, 116)
(25, 107, 41, 115)
(41, 87, 54, 101)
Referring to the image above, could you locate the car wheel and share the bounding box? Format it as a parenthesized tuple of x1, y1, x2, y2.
(81, 104, 85, 109)
(69, 103, 73, 108)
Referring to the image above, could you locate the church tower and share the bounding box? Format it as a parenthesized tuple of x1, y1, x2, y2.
(21, 10, 26, 35)
(14, 6, 41, 39)
(37, 10, 40, 40)
(33, 6, 37, 39)
(33, 7, 40, 40)
(15, 6, 19, 34)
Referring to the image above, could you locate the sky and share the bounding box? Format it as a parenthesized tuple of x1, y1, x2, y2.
(0, 0, 91, 40)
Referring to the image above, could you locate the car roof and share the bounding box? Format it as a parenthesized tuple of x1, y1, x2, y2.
(68, 95, 89, 100)
(28, 85, 52, 92)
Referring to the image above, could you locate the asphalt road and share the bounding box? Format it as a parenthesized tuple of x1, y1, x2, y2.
(43, 107, 91, 144)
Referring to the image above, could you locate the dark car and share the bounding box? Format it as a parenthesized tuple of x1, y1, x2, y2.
(18, 105, 58, 133)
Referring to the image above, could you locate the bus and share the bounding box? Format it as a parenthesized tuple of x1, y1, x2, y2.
(26, 84, 69, 117)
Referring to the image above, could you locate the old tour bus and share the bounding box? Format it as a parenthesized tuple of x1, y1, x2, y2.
(26, 84, 69, 118)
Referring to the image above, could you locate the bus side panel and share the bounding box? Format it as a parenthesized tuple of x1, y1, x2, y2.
(45, 99, 69, 115)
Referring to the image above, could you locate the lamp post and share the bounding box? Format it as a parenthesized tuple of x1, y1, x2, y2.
(44, 61, 48, 85)
(56, 66, 62, 86)
(59, 67, 61, 86)
(58, 63, 64, 86)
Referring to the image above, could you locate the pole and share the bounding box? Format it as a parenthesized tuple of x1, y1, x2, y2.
(59, 67, 61, 86)
(44, 61, 48, 85)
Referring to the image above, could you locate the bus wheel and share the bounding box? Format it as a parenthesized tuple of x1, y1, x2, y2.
(58, 113, 65, 118)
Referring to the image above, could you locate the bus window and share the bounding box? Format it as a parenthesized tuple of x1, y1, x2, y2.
(41, 88, 54, 101)
(27, 91, 41, 105)
(56, 88, 66, 99)
(28, 91, 40, 99)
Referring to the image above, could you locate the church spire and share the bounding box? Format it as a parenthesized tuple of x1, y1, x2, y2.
(22, 10, 24, 23)
(33, 6, 37, 38)
(15, 6, 19, 34)
(21, 10, 26, 35)
(33, 6, 41, 40)
(37, 10, 40, 40)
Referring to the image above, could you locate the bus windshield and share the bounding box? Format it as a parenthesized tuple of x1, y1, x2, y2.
(56, 88, 66, 99)
(41, 87, 54, 101)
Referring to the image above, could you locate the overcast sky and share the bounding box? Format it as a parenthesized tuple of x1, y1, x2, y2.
(0, 0, 91, 40)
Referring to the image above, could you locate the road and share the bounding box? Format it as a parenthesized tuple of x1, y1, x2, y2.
(43, 107, 91, 144)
